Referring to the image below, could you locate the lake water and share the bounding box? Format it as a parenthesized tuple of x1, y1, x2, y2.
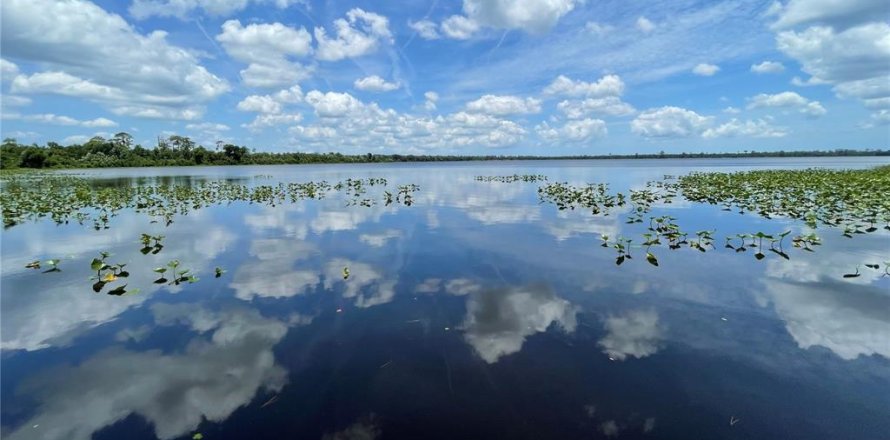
(2, 158, 889, 440)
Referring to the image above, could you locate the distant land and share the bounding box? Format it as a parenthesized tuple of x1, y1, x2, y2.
(1, 135, 888, 170)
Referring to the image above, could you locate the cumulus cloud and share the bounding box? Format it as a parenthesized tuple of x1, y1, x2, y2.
(130, 0, 307, 20)
(216, 20, 313, 88)
(441, 15, 481, 40)
(771, 2, 889, 119)
(747, 91, 827, 117)
(5, 304, 288, 440)
(1, 0, 229, 120)
(557, 97, 635, 118)
(354, 75, 401, 92)
(692, 63, 720, 76)
(462, 284, 578, 363)
(462, 0, 580, 34)
(598, 309, 663, 361)
(631, 106, 713, 138)
(636, 16, 656, 33)
(236, 85, 304, 130)
(292, 91, 527, 150)
(751, 60, 786, 74)
(1, 58, 19, 78)
(543, 74, 625, 98)
(770, 0, 888, 30)
(536, 118, 607, 143)
(702, 118, 788, 138)
(408, 19, 441, 40)
(465, 94, 542, 115)
(314, 8, 393, 61)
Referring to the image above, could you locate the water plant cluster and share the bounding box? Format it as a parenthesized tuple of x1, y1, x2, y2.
(538, 166, 890, 271)
(475, 174, 548, 183)
(677, 166, 890, 233)
(1, 174, 419, 229)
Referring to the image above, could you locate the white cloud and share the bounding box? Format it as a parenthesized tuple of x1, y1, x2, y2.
(354, 75, 401, 92)
(217, 20, 312, 62)
(5, 305, 288, 440)
(598, 309, 663, 361)
(536, 118, 607, 143)
(238, 95, 283, 114)
(245, 113, 303, 131)
(408, 19, 440, 40)
(462, 285, 578, 363)
(423, 91, 439, 111)
(631, 106, 713, 138)
(751, 60, 786, 74)
(775, 20, 889, 112)
(543, 74, 625, 98)
(305, 90, 363, 118)
(216, 20, 313, 88)
(314, 8, 393, 61)
(1, 0, 229, 119)
(636, 16, 656, 33)
(557, 97, 635, 118)
(292, 90, 527, 150)
(465, 94, 541, 115)
(129, 0, 307, 20)
(770, 0, 887, 30)
(702, 118, 788, 138)
(462, 0, 580, 34)
(185, 122, 230, 132)
(692, 63, 720, 76)
(2, 112, 117, 128)
(441, 15, 481, 40)
(747, 91, 826, 117)
(723, 106, 741, 114)
(237, 85, 304, 130)
(1, 58, 19, 78)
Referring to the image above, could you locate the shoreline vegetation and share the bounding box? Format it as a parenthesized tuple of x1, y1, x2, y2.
(1, 135, 888, 170)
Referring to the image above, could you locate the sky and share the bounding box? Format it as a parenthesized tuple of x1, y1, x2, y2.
(0, 0, 888, 155)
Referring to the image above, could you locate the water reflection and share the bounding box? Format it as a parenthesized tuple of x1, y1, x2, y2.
(323, 258, 396, 308)
(598, 309, 663, 361)
(3, 159, 889, 439)
(1, 214, 235, 352)
(229, 238, 319, 300)
(460, 283, 578, 364)
(6, 304, 288, 440)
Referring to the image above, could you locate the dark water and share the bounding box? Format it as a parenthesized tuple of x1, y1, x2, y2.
(2, 158, 889, 440)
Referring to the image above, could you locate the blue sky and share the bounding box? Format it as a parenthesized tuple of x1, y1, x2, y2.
(1, 0, 888, 155)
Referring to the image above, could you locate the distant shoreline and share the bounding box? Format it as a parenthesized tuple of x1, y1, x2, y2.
(1, 137, 888, 170)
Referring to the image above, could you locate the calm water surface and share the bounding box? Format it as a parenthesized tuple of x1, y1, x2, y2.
(2, 158, 889, 440)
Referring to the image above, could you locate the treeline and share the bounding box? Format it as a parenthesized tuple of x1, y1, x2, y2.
(1, 133, 888, 170)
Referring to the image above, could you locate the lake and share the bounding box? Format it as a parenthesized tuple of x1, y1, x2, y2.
(2, 158, 889, 440)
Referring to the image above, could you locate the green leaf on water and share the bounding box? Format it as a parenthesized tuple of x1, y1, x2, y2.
(646, 252, 659, 267)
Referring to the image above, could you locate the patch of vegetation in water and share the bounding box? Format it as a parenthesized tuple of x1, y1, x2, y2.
(0, 173, 418, 229)
(537, 166, 890, 274)
(475, 174, 548, 183)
